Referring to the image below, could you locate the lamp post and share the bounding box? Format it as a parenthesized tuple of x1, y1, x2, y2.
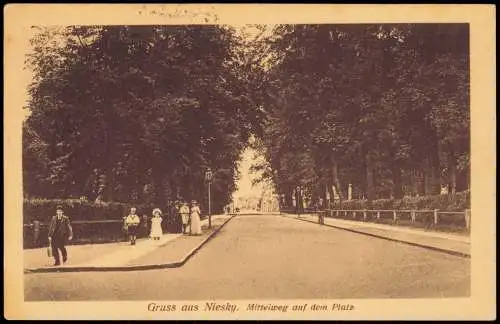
(205, 168, 213, 229)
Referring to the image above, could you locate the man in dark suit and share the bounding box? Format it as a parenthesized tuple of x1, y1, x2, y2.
(48, 205, 73, 266)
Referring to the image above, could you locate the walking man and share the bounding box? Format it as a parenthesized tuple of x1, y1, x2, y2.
(179, 202, 190, 234)
(47, 205, 73, 266)
(125, 207, 141, 245)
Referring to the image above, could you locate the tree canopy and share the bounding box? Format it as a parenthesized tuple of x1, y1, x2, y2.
(23, 24, 470, 212)
(250, 24, 469, 209)
(23, 25, 265, 212)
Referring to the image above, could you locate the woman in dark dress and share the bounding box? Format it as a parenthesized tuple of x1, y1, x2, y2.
(169, 201, 183, 233)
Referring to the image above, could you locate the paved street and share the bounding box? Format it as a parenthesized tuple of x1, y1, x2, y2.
(24, 214, 470, 301)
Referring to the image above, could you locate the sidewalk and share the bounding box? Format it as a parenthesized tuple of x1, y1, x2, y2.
(24, 214, 233, 273)
(281, 213, 470, 257)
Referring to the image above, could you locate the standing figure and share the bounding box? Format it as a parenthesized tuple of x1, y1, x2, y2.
(170, 201, 183, 233)
(150, 208, 163, 241)
(179, 202, 190, 234)
(190, 200, 202, 235)
(122, 215, 128, 242)
(142, 214, 149, 238)
(47, 205, 73, 266)
(125, 207, 141, 245)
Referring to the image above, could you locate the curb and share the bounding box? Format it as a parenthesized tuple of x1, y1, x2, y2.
(281, 214, 470, 259)
(24, 216, 235, 274)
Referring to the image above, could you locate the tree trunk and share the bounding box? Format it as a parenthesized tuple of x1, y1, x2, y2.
(448, 144, 457, 196)
(332, 159, 344, 209)
(104, 171, 114, 202)
(285, 190, 293, 208)
(298, 187, 304, 213)
(365, 152, 376, 201)
(332, 161, 343, 200)
(322, 182, 328, 209)
(294, 187, 300, 213)
(392, 162, 403, 199)
(424, 142, 441, 196)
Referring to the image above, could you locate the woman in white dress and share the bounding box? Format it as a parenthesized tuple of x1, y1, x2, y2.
(190, 201, 202, 235)
(150, 208, 163, 241)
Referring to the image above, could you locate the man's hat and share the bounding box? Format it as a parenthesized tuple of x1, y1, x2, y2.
(56, 205, 63, 211)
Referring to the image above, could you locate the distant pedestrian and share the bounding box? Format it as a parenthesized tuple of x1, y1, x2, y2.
(190, 200, 202, 235)
(150, 208, 163, 241)
(180, 202, 190, 234)
(125, 207, 141, 245)
(47, 205, 73, 266)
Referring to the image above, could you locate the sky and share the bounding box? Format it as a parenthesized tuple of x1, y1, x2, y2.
(232, 147, 267, 202)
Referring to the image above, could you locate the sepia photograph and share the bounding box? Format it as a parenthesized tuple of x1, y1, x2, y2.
(4, 4, 495, 320)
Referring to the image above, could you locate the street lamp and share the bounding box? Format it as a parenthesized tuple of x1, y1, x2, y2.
(205, 168, 213, 228)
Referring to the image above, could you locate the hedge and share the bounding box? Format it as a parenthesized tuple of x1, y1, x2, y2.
(23, 198, 160, 224)
(22, 198, 214, 248)
(331, 190, 470, 212)
(24, 198, 213, 224)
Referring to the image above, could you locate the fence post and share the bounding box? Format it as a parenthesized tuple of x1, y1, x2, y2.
(363, 210, 367, 220)
(411, 210, 416, 223)
(393, 210, 397, 222)
(353, 211, 356, 219)
(336, 210, 339, 218)
(464, 209, 471, 231)
(377, 211, 381, 220)
(344, 211, 347, 217)
(433, 209, 438, 225)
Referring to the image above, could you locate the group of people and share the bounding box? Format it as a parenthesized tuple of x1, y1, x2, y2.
(123, 200, 203, 245)
(45, 201, 204, 267)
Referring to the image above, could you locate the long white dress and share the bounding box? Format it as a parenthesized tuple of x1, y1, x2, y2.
(190, 206, 202, 235)
(150, 216, 163, 238)
(180, 206, 190, 226)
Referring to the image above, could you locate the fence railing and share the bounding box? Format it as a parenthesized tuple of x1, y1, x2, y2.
(319, 209, 471, 231)
(23, 218, 179, 249)
(286, 208, 471, 232)
(279, 208, 318, 214)
(23, 213, 230, 249)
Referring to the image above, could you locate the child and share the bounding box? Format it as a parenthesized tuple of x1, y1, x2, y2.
(125, 207, 141, 245)
(150, 208, 163, 241)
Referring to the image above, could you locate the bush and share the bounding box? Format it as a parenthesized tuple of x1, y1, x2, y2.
(23, 198, 160, 224)
(23, 198, 184, 249)
(334, 190, 470, 212)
